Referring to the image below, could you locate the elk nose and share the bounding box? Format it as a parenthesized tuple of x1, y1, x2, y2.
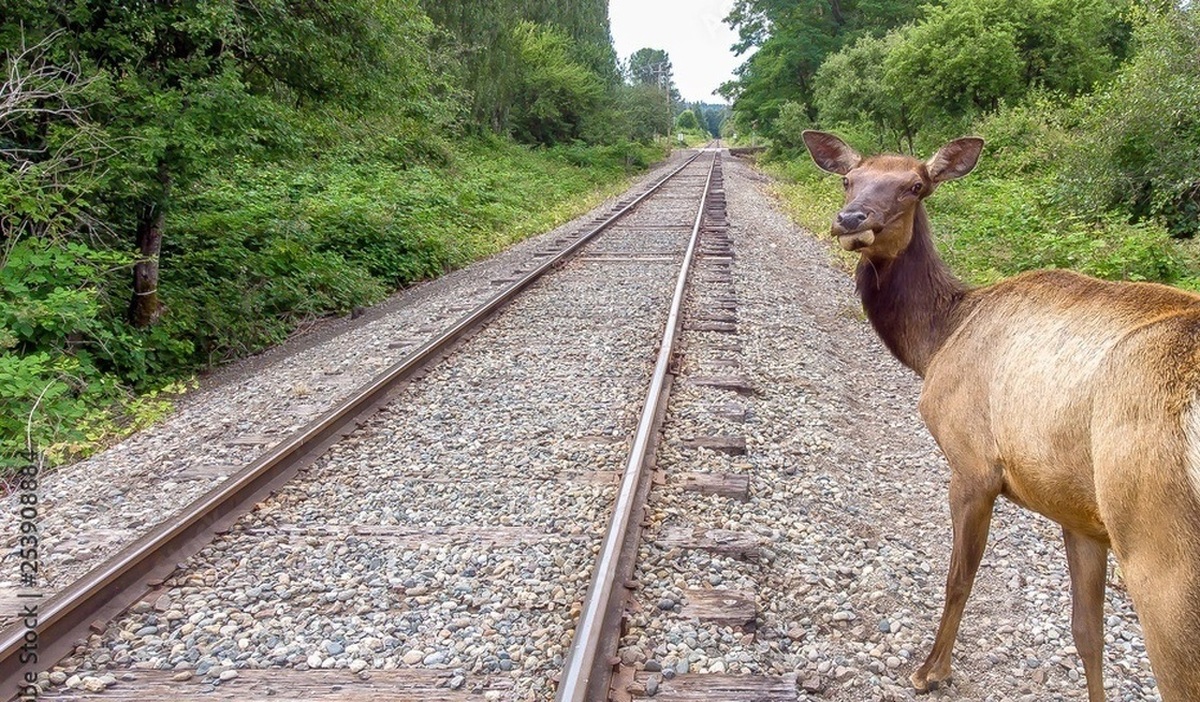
(836, 210, 868, 228)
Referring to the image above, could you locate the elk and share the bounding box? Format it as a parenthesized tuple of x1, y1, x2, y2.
(801, 130, 1200, 702)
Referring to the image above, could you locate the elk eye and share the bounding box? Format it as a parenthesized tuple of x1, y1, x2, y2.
(910, 182, 924, 195)
(842, 177, 850, 189)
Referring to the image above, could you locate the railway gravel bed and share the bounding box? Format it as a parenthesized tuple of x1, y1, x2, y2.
(616, 155, 1158, 701)
(0, 151, 694, 612)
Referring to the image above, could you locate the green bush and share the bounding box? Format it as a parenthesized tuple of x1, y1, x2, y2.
(935, 175, 1184, 285)
(1062, 5, 1200, 238)
(0, 240, 133, 464)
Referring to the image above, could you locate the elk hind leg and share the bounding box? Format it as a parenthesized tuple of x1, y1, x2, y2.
(911, 475, 998, 692)
(1063, 528, 1108, 702)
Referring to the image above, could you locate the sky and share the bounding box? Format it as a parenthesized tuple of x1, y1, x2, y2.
(608, 0, 744, 104)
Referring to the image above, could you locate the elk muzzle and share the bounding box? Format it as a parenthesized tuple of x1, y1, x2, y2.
(832, 208, 877, 251)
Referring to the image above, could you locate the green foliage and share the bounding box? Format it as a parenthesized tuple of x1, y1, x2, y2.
(970, 94, 1073, 175)
(735, 0, 1199, 291)
(933, 176, 1184, 285)
(880, 0, 1128, 135)
(813, 32, 914, 151)
(628, 48, 673, 87)
(0, 239, 129, 465)
(722, 0, 931, 135)
(420, 0, 617, 131)
(770, 102, 814, 152)
(764, 0, 1130, 147)
(614, 83, 673, 142)
(508, 22, 605, 145)
(696, 104, 730, 138)
(1062, 5, 1200, 238)
(675, 109, 700, 131)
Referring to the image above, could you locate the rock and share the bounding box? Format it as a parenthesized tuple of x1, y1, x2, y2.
(422, 651, 446, 666)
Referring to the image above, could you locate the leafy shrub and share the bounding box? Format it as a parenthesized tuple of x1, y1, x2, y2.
(770, 101, 814, 154)
(935, 176, 1184, 284)
(0, 240, 133, 464)
(814, 32, 916, 153)
(969, 94, 1073, 175)
(1062, 5, 1200, 238)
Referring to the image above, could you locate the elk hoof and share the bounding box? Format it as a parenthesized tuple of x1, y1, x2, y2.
(911, 669, 951, 694)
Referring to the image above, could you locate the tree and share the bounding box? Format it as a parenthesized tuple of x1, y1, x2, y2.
(627, 48, 681, 104)
(814, 32, 915, 150)
(616, 83, 672, 141)
(508, 22, 605, 145)
(882, 0, 1129, 130)
(628, 48, 671, 85)
(675, 109, 700, 131)
(0, 0, 450, 328)
(722, 0, 930, 135)
(689, 103, 730, 137)
(420, 0, 617, 132)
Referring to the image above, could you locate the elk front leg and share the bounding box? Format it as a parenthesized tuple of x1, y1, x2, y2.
(1063, 528, 1108, 702)
(911, 477, 997, 692)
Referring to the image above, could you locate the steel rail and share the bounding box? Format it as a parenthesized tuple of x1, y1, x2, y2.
(0, 149, 711, 700)
(555, 151, 720, 702)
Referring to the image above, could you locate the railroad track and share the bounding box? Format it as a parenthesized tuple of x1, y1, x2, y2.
(1, 145, 780, 701)
(9, 144, 1156, 702)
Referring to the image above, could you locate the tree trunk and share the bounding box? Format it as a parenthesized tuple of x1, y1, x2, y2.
(829, 0, 845, 26)
(128, 162, 171, 327)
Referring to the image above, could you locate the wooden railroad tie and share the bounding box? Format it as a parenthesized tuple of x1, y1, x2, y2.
(683, 435, 747, 456)
(675, 472, 750, 501)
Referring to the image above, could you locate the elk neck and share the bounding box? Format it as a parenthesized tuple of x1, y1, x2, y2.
(856, 202, 972, 377)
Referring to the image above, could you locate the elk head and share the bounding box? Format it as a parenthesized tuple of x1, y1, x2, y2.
(801, 131, 984, 258)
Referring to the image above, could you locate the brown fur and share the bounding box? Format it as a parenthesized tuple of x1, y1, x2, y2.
(802, 130, 1200, 701)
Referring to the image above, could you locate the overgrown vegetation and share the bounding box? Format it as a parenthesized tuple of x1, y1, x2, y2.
(724, 0, 1199, 290)
(1, 1, 679, 465)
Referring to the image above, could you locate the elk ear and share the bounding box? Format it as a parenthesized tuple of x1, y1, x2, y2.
(926, 137, 984, 183)
(802, 130, 862, 175)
